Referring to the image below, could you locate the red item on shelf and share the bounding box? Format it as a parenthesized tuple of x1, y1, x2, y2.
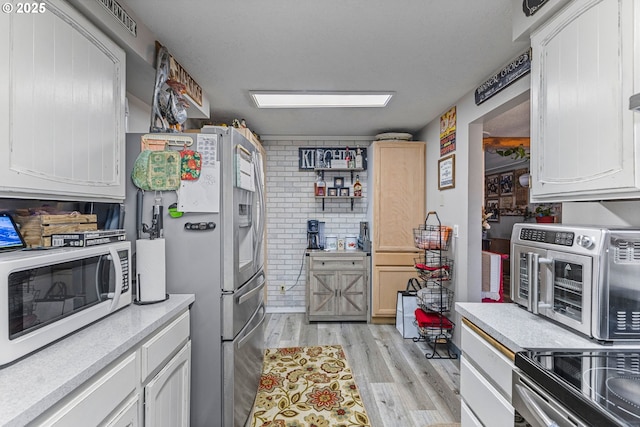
(414, 308, 453, 329)
(415, 263, 450, 271)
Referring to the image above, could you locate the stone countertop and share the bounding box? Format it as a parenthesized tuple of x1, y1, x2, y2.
(455, 302, 640, 353)
(0, 294, 195, 427)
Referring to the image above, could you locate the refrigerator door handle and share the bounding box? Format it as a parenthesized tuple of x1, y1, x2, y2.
(237, 305, 266, 349)
(238, 275, 266, 305)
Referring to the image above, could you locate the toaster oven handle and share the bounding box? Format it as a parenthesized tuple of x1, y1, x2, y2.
(529, 253, 539, 314)
(108, 247, 123, 311)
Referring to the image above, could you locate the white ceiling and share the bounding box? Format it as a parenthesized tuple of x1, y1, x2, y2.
(123, 0, 530, 137)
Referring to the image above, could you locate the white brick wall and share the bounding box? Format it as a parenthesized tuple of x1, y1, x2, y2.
(263, 138, 370, 312)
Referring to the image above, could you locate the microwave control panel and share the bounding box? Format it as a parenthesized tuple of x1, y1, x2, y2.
(519, 228, 574, 246)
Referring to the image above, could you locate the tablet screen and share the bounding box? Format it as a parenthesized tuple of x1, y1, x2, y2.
(0, 213, 26, 251)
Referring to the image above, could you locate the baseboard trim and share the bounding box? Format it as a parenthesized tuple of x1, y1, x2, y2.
(266, 306, 306, 314)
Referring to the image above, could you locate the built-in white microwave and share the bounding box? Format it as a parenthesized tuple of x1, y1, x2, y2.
(0, 241, 131, 366)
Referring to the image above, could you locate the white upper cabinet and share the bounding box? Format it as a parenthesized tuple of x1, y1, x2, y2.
(530, 0, 640, 202)
(0, 0, 126, 202)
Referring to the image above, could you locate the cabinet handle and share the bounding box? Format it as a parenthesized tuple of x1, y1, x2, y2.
(322, 262, 325, 265)
(352, 261, 355, 265)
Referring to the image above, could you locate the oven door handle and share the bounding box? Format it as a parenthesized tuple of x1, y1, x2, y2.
(514, 383, 560, 427)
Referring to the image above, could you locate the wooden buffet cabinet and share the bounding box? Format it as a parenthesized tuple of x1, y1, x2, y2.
(306, 251, 369, 322)
(369, 140, 426, 322)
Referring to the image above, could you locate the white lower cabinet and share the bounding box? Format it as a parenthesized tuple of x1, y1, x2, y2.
(460, 320, 515, 427)
(144, 342, 191, 427)
(29, 310, 191, 427)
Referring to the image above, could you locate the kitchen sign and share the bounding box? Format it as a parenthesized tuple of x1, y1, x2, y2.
(475, 49, 531, 105)
(298, 147, 367, 170)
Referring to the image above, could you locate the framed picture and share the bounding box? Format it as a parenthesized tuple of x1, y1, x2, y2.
(485, 174, 499, 198)
(499, 195, 514, 209)
(486, 199, 500, 222)
(327, 187, 338, 197)
(333, 177, 344, 188)
(500, 172, 514, 196)
(339, 187, 350, 196)
(438, 154, 455, 190)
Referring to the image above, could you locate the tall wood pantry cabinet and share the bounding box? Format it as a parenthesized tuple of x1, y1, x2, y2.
(370, 140, 426, 322)
(0, 0, 126, 202)
(530, 0, 640, 202)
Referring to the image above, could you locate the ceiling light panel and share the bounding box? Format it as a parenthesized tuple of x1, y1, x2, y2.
(250, 91, 393, 108)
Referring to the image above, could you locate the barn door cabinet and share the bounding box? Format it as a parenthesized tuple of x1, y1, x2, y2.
(529, 0, 640, 202)
(306, 251, 369, 322)
(0, 0, 126, 202)
(30, 311, 191, 427)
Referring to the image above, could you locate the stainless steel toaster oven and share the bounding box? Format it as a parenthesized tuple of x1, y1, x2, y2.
(511, 223, 640, 342)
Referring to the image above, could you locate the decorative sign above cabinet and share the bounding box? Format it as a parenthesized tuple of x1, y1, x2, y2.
(522, 0, 549, 16)
(298, 147, 367, 171)
(96, 0, 137, 36)
(475, 48, 531, 105)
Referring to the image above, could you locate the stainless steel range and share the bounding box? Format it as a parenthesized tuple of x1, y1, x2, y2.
(514, 349, 640, 427)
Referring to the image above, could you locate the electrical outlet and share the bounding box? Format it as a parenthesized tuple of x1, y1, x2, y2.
(279, 285, 285, 294)
(453, 225, 459, 237)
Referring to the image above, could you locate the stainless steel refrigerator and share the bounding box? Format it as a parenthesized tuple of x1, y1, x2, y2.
(124, 126, 266, 427)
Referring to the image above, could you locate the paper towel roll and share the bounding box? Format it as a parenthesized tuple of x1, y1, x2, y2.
(136, 238, 167, 303)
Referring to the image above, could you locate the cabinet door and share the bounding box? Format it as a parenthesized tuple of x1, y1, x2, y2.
(337, 270, 367, 318)
(308, 270, 338, 317)
(530, 0, 639, 201)
(104, 395, 140, 427)
(144, 341, 191, 427)
(0, 0, 126, 201)
(372, 141, 426, 251)
(371, 265, 417, 318)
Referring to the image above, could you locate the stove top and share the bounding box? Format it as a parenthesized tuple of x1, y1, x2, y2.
(516, 349, 640, 426)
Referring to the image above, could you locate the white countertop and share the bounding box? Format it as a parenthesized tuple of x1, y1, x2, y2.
(455, 302, 640, 353)
(0, 294, 195, 427)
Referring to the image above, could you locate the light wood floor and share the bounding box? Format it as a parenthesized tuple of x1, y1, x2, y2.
(264, 313, 461, 427)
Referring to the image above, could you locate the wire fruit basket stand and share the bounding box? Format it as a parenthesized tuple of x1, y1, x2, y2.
(411, 211, 457, 359)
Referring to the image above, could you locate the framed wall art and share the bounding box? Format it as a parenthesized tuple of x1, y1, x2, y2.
(438, 154, 455, 190)
(339, 187, 350, 196)
(500, 172, 514, 196)
(327, 187, 338, 197)
(333, 177, 344, 188)
(485, 174, 500, 198)
(486, 199, 500, 222)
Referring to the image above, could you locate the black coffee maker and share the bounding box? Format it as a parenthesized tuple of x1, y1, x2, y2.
(307, 219, 320, 249)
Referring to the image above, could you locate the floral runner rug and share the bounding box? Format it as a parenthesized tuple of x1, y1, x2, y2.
(249, 345, 371, 427)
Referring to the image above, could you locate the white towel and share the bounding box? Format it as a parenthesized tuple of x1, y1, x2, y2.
(481, 251, 501, 301)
